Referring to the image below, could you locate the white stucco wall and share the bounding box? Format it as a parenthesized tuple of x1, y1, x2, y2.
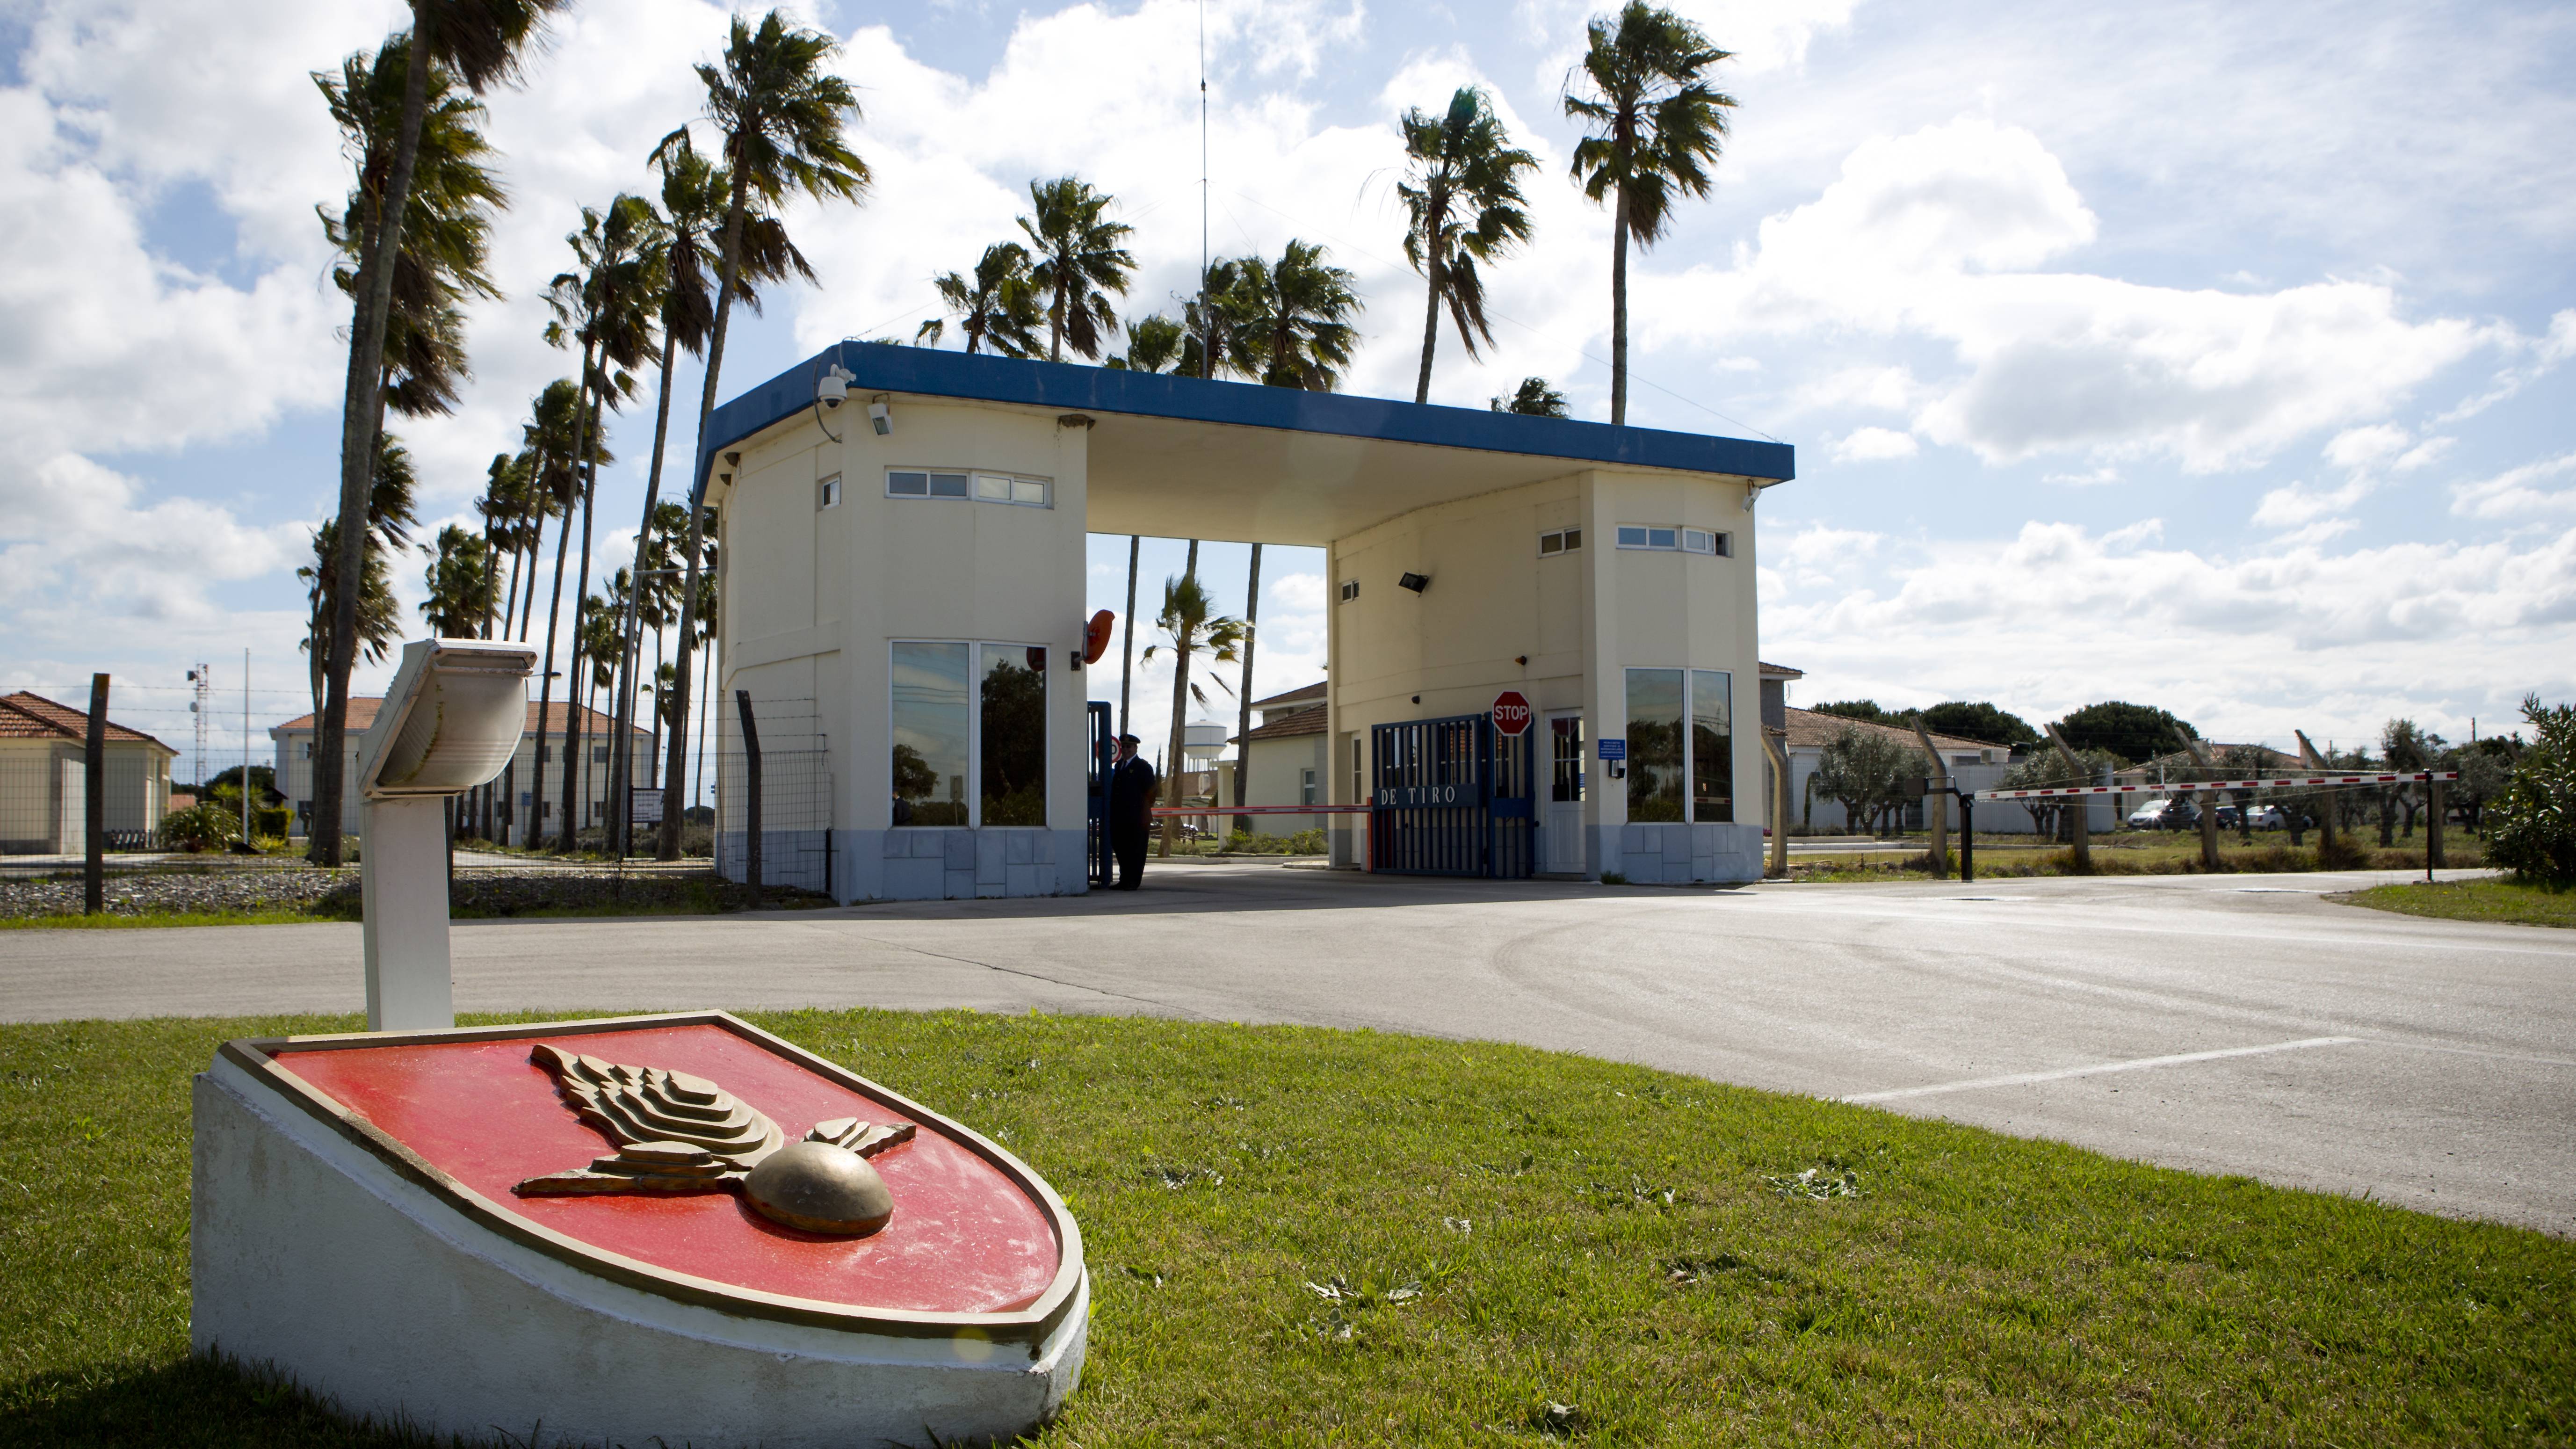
(710, 398, 1093, 900)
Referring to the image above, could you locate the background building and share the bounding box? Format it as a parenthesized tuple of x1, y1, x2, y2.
(0, 691, 175, 854)
(1221, 682, 1329, 838)
(272, 700, 650, 846)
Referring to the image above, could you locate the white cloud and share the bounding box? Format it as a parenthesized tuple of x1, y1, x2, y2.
(1830, 425, 1917, 461)
(2041, 465, 2119, 486)
(2252, 477, 2371, 529)
(1643, 117, 2491, 472)
(1268, 572, 1328, 610)
(2451, 450, 2576, 520)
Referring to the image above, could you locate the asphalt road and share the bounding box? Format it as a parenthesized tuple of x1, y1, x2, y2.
(6, 863, 2568, 1235)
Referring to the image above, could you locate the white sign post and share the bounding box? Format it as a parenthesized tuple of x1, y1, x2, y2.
(354, 638, 537, 1030)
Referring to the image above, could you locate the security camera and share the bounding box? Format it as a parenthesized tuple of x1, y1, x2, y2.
(816, 363, 853, 409)
(868, 398, 892, 436)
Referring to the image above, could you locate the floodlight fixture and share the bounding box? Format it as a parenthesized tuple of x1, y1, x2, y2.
(355, 638, 536, 1032)
(868, 395, 892, 435)
(1397, 572, 1431, 594)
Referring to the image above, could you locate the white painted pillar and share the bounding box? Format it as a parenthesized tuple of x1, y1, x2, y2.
(362, 795, 453, 1030)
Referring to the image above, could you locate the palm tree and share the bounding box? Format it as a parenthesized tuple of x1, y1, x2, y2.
(1398, 87, 1536, 404)
(316, 37, 506, 426)
(1106, 314, 1185, 372)
(1491, 377, 1570, 416)
(546, 195, 659, 850)
(1230, 543, 1263, 840)
(918, 243, 1043, 357)
(1142, 570, 1246, 856)
(318, 0, 562, 869)
(1019, 176, 1135, 362)
(299, 433, 420, 739)
(1180, 260, 1262, 380)
(522, 377, 608, 854)
(653, 9, 867, 861)
(1563, 1, 1735, 426)
(608, 145, 813, 854)
(419, 525, 491, 638)
(1237, 240, 1362, 391)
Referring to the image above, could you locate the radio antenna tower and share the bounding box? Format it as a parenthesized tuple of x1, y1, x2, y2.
(1197, 0, 1212, 378)
(186, 662, 211, 789)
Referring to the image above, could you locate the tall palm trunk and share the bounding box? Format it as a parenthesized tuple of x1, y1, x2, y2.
(1609, 188, 1629, 426)
(1159, 538, 1201, 857)
(659, 169, 754, 860)
(610, 334, 680, 855)
(316, 10, 435, 866)
(1413, 183, 1448, 405)
(1117, 535, 1139, 735)
(1231, 543, 1262, 837)
(558, 384, 603, 852)
(528, 450, 579, 850)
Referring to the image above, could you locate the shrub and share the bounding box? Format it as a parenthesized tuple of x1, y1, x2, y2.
(158, 802, 238, 853)
(2315, 834, 2371, 871)
(2486, 696, 2576, 885)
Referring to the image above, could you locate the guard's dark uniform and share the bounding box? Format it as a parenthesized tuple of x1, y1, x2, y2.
(1108, 754, 1157, 890)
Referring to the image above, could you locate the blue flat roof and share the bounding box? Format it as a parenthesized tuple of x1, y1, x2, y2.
(694, 344, 1794, 507)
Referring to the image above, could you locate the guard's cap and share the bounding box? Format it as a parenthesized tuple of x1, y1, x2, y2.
(1116, 733, 1141, 745)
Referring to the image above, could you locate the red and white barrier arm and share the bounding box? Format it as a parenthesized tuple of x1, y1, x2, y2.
(1977, 771, 2456, 802)
(1148, 804, 1375, 816)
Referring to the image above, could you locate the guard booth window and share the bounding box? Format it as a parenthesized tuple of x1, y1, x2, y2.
(1625, 668, 1732, 823)
(890, 641, 1047, 827)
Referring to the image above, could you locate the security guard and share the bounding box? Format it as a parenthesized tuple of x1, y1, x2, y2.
(1107, 734, 1156, 891)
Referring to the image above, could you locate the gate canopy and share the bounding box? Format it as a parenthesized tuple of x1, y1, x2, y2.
(696, 345, 1796, 548)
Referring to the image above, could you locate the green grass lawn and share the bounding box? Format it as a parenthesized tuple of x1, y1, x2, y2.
(2341, 876, 2576, 929)
(4, 1011, 2569, 1446)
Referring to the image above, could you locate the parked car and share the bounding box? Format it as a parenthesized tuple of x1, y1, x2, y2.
(2127, 798, 2185, 829)
(2242, 803, 2286, 830)
(2211, 803, 2241, 830)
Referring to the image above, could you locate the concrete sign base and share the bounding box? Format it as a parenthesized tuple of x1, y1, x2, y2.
(191, 1014, 1086, 1449)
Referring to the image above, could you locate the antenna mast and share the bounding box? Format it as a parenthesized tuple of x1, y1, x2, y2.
(1199, 0, 1212, 378)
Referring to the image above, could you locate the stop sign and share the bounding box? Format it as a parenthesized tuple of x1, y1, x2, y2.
(1491, 690, 1532, 736)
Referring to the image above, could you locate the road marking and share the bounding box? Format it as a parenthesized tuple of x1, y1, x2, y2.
(1845, 1036, 2363, 1103)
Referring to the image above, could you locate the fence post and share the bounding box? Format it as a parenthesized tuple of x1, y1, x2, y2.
(735, 689, 762, 909)
(2044, 723, 2093, 873)
(1910, 720, 1950, 879)
(84, 673, 109, 915)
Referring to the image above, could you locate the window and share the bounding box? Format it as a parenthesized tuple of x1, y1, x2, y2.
(890, 641, 1047, 827)
(1538, 528, 1583, 556)
(818, 473, 842, 508)
(1618, 525, 1727, 555)
(1625, 669, 1685, 821)
(1691, 670, 1732, 823)
(1339, 579, 1360, 601)
(1350, 734, 1365, 808)
(299, 742, 312, 760)
(1301, 768, 1318, 807)
(886, 470, 970, 499)
(888, 468, 1046, 507)
(592, 744, 610, 763)
(539, 744, 551, 763)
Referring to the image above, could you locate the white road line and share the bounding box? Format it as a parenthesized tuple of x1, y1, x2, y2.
(1845, 1036, 2363, 1103)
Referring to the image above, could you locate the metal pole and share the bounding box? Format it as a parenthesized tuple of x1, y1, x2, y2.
(241, 648, 252, 846)
(1957, 792, 1975, 881)
(2425, 773, 2446, 878)
(734, 689, 762, 909)
(84, 673, 108, 914)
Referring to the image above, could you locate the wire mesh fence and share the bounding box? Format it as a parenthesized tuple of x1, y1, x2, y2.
(711, 696, 835, 896)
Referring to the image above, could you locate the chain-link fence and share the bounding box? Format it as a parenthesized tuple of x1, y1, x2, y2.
(711, 696, 835, 896)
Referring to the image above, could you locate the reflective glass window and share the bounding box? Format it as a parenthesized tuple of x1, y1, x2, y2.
(928, 472, 969, 498)
(980, 645, 1047, 826)
(1691, 669, 1732, 823)
(891, 642, 970, 825)
(887, 471, 928, 496)
(1625, 668, 1685, 821)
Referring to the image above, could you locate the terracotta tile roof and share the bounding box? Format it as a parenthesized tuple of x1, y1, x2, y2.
(272, 698, 643, 736)
(0, 692, 174, 751)
(1781, 706, 1992, 754)
(1232, 705, 1326, 744)
(1249, 681, 1325, 711)
(1758, 660, 1804, 679)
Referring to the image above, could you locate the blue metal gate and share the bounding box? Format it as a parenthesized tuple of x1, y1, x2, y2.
(1368, 714, 1536, 877)
(1085, 701, 1112, 887)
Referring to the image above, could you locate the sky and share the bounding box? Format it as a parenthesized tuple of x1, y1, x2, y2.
(2, 0, 2571, 790)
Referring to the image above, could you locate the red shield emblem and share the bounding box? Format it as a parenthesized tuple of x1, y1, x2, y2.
(219, 1012, 1081, 1339)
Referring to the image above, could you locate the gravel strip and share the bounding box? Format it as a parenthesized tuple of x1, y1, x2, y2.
(0, 865, 827, 920)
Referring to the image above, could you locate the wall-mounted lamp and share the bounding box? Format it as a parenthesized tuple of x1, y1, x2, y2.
(1515, 655, 1529, 667)
(1397, 572, 1431, 594)
(868, 394, 892, 436)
